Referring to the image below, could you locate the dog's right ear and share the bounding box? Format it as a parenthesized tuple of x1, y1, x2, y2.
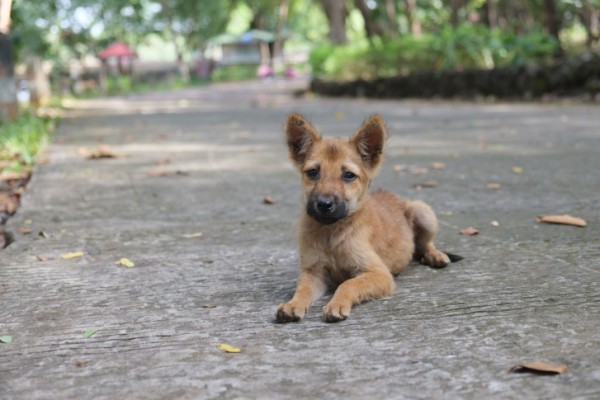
(285, 113, 321, 167)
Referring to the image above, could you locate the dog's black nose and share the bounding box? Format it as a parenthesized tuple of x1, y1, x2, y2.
(317, 196, 335, 212)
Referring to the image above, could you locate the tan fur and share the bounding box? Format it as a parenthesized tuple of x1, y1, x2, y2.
(276, 113, 450, 323)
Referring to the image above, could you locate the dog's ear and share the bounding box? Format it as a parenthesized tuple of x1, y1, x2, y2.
(351, 114, 387, 171)
(285, 113, 321, 167)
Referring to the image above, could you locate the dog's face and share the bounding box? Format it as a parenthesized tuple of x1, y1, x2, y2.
(285, 113, 387, 225)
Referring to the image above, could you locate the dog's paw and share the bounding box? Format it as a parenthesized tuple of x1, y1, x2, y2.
(322, 301, 351, 323)
(275, 302, 306, 323)
(421, 250, 451, 269)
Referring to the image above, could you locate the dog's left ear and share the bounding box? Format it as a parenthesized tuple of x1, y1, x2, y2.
(351, 114, 387, 171)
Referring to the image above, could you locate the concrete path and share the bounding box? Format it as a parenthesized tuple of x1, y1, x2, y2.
(1, 79, 599, 399)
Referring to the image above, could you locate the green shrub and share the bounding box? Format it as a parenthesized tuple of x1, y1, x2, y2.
(211, 64, 259, 81)
(0, 112, 55, 171)
(309, 24, 559, 80)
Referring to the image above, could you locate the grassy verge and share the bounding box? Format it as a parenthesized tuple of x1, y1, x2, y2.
(0, 112, 56, 173)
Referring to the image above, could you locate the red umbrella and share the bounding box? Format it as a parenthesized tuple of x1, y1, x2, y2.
(98, 42, 136, 59)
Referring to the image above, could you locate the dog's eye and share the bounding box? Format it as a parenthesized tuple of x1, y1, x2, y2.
(342, 171, 357, 182)
(305, 168, 319, 180)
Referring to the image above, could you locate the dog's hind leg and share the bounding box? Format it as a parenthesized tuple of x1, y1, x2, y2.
(407, 200, 451, 268)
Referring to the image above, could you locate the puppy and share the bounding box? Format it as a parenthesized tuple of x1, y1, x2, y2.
(276, 113, 460, 323)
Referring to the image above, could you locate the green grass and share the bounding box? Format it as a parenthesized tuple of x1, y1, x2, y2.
(0, 112, 55, 172)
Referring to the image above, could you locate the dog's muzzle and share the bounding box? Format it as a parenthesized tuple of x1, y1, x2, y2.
(306, 194, 347, 225)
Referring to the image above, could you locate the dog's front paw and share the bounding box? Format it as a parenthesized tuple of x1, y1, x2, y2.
(275, 302, 306, 323)
(322, 301, 351, 323)
(421, 250, 450, 269)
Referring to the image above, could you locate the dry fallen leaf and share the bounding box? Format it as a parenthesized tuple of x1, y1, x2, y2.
(0, 193, 19, 214)
(486, 183, 501, 190)
(115, 258, 135, 268)
(74, 360, 89, 367)
(86, 145, 122, 159)
(36, 255, 49, 261)
(410, 167, 429, 175)
(202, 304, 216, 309)
(490, 220, 500, 227)
(181, 232, 203, 239)
(512, 166, 523, 174)
(155, 158, 172, 165)
(393, 164, 407, 172)
(431, 162, 446, 170)
(263, 196, 277, 205)
(334, 111, 345, 120)
(61, 252, 85, 259)
(537, 215, 587, 227)
(18, 226, 32, 235)
(217, 343, 241, 353)
(412, 180, 439, 189)
(509, 361, 567, 375)
(459, 227, 479, 236)
(148, 170, 189, 177)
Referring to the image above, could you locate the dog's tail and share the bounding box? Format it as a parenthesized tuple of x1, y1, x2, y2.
(445, 252, 464, 263)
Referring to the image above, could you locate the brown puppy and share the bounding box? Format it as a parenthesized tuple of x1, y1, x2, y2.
(276, 113, 458, 323)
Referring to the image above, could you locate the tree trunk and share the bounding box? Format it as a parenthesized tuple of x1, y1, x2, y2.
(272, 0, 290, 70)
(320, 0, 348, 44)
(404, 0, 421, 36)
(449, 0, 462, 28)
(160, 0, 188, 80)
(0, 33, 17, 121)
(482, 0, 497, 29)
(353, 0, 385, 39)
(580, 0, 599, 49)
(383, 0, 399, 37)
(543, 0, 563, 57)
(0, 0, 13, 34)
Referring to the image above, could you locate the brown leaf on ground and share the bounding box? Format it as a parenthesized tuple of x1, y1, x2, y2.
(509, 361, 567, 375)
(537, 214, 587, 227)
(0, 231, 7, 249)
(459, 227, 479, 236)
(0, 193, 19, 214)
(0, 171, 29, 182)
(18, 226, 32, 235)
(431, 162, 445, 170)
(36, 255, 49, 261)
(263, 196, 277, 205)
(148, 170, 189, 177)
(410, 167, 429, 175)
(85, 145, 122, 159)
(74, 360, 89, 367)
(412, 180, 439, 189)
(155, 158, 172, 165)
(486, 182, 501, 189)
(202, 304, 216, 309)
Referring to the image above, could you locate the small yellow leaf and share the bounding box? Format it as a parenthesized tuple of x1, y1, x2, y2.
(181, 232, 203, 239)
(218, 343, 241, 353)
(512, 166, 523, 174)
(61, 252, 85, 259)
(334, 111, 345, 120)
(116, 258, 135, 268)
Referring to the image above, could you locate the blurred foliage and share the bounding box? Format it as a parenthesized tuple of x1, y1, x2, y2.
(310, 24, 560, 80)
(5, 0, 599, 83)
(0, 113, 55, 171)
